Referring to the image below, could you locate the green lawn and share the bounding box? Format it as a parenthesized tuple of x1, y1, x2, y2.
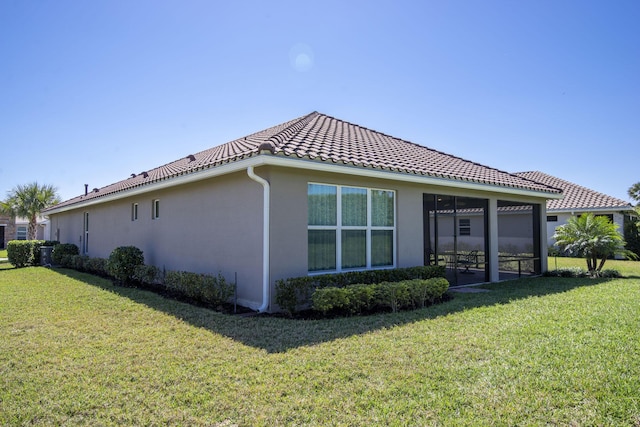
(1, 262, 640, 426)
(0, 249, 6, 258)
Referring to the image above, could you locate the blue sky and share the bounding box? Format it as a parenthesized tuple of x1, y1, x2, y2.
(1, 0, 638, 203)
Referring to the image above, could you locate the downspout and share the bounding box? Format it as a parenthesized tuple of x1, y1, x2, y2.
(247, 165, 270, 312)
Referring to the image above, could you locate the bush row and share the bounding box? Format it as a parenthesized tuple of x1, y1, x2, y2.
(6, 240, 60, 268)
(312, 277, 450, 315)
(52, 244, 235, 308)
(275, 265, 446, 314)
(543, 267, 621, 278)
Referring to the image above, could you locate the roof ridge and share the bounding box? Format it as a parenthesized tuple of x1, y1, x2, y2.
(513, 171, 564, 194)
(263, 111, 320, 152)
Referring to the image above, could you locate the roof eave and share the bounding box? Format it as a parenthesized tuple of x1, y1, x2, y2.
(45, 155, 561, 215)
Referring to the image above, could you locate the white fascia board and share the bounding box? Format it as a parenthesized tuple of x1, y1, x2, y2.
(46, 154, 561, 215)
(263, 156, 563, 199)
(548, 206, 635, 214)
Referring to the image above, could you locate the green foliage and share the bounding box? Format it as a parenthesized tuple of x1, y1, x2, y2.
(276, 265, 446, 314)
(132, 264, 162, 285)
(544, 267, 589, 278)
(624, 215, 640, 258)
(107, 246, 144, 284)
(6, 240, 44, 268)
(553, 213, 627, 274)
(0, 182, 60, 240)
(83, 257, 109, 276)
(376, 281, 411, 313)
(164, 271, 234, 307)
(311, 278, 450, 316)
(312, 287, 352, 313)
(628, 181, 640, 203)
(51, 243, 79, 266)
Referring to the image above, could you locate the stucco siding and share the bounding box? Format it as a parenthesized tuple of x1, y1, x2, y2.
(49, 172, 265, 309)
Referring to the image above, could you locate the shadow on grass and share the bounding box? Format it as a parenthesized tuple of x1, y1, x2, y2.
(54, 268, 617, 353)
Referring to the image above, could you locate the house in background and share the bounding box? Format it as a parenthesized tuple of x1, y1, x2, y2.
(0, 215, 49, 248)
(0, 215, 16, 249)
(44, 112, 563, 311)
(514, 171, 636, 251)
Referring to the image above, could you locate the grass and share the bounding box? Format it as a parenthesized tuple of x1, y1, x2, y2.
(0, 249, 6, 258)
(1, 261, 640, 425)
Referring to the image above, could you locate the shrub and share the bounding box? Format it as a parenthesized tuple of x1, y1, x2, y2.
(83, 257, 109, 276)
(311, 277, 450, 316)
(107, 246, 144, 284)
(132, 264, 162, 285)
(42, 240, 60, 247)
(544, 267, 588, 278)
(276, 265, 445, 314)
(600, 269, 621, 278)
(71, 255, 89, 271)
(7, 240, 44, 268)
(348, 284, 377, 313)
(52, 243, 79, 266)
(164, 270, 234, 307)
(312, 287, 352, 314)
(407, 277, 450, 308)
(376, 281, 411, 313)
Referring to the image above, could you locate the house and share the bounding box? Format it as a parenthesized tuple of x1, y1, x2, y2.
(0, 215, 15, 249)
(514, 171, 636, 251)
(44, 112, 563, 311)
(0, 215, 49, 248)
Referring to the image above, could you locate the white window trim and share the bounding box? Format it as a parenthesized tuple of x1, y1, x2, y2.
(308, 183, 396, 274)
(152, 199, 160, 219)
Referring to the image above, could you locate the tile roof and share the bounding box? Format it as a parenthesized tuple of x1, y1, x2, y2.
(48, 112, 562, 211)
(515, 171, 633, 211)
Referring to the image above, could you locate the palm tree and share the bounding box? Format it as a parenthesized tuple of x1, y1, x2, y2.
(629, 182, 640, 204)
(1, 182, 60, 240)
(553, 213, 626, 275)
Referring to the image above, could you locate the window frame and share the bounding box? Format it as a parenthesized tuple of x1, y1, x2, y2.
(308, 183, 396, 274)
(16, 226, 27, 240)
(132, 203, 139, 221)
(152, 199, 160, 220)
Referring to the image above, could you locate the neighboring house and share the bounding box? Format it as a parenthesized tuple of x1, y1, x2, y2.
(14, 216, 50, 242)
(514, 171, 636, 250)
(44, 112, 562, 311)
(0, 216, 49, 248)
(0, 215, 16, 249)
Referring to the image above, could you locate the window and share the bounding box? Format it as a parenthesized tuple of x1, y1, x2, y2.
(308, 184, 395, 272)
(16, 226, 27, 240)
(547, 215, 558, 222)
(152, 199, 160, 219)
(132, 203, 138, 221)
(459, 218, 471, 236)
(83, 212, 89, 254)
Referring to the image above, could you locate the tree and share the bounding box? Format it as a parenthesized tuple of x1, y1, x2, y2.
(553, 213, 627, 275)
(1, 182, 60, 240)
(629, 182, 640, 204)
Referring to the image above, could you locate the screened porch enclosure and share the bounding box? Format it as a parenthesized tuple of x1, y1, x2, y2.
(424, 194, 543, 285)
(496, 201, 542, 281)
(423, 194, 489, 285)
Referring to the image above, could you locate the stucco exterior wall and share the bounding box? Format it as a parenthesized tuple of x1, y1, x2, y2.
(47, 163, 552, 312)
(49, 171, 265, 309)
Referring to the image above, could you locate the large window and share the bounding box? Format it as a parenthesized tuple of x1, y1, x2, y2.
(308, 184, 395, 272)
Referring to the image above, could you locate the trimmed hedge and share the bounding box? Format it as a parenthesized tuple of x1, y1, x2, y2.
(7, 240, 45, 268)
(312, 277, 450, 315)
(107, 246, 144, 284)
(164, 271, 234, 307)
(52, 243, 80, 266)
(276, 265, 446, 314)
